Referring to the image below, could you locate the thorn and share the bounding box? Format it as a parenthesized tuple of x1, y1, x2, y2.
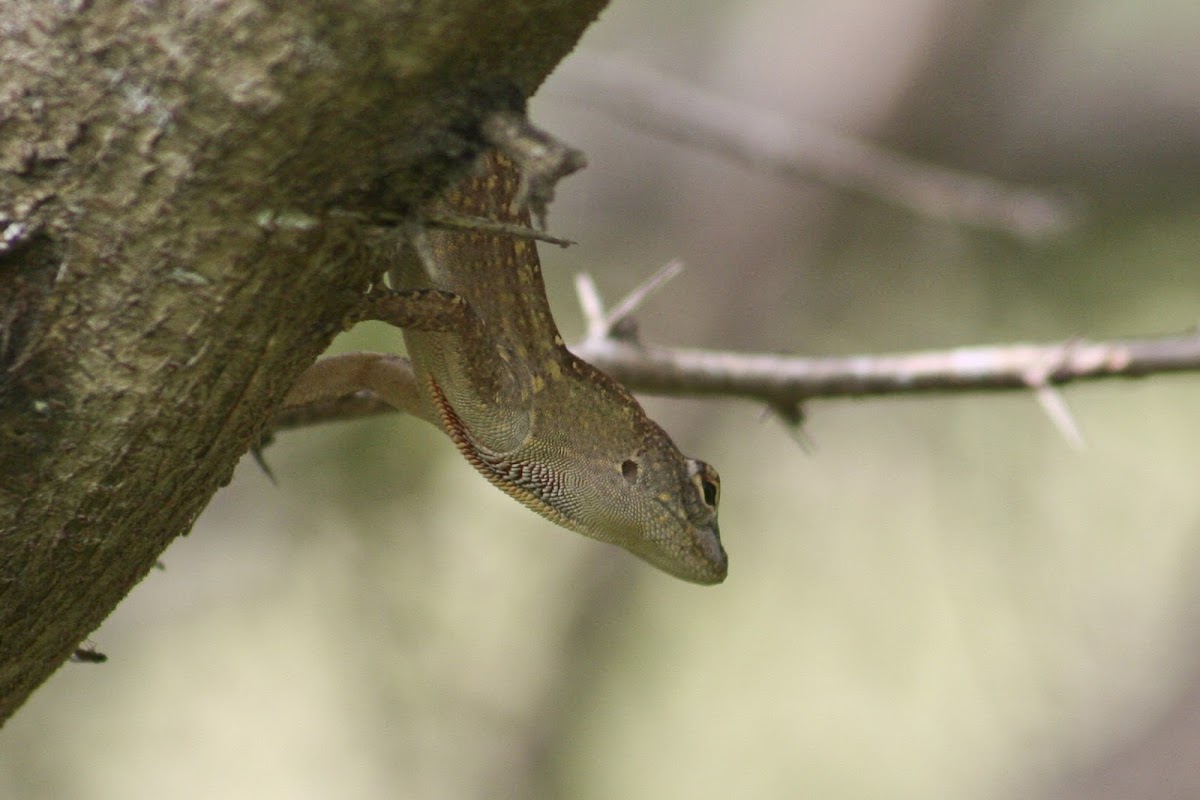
(405, 220, 444, 284)
(426, 212, 576, 247)
(1032, 384, 1087, 450)
(608, 316, 640, 343)
(764, 400, 816, 453)
(251, 444, 278, 485)
(766, 399, 805, 428)
(1023, 349, 1087, 450)
(70, 642, 108, 664)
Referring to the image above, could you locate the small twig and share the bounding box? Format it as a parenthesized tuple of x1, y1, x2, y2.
(426, 212, 576, 247)
(602, 259, 685, 331)
(328, 210, 576, 248)
(574, 273, 607, 340)
(550, 54, 1078, 240)
(575, 259, 684, 340)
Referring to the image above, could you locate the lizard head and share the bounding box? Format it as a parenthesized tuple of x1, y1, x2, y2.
(576, 430, 727, 585)
(429, 373, 727, 584)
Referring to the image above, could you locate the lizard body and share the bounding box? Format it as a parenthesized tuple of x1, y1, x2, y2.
(287, 153, 726, 584)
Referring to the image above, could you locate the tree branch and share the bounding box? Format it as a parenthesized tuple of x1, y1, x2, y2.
(270, 254, 1200, 434)
(549, 54, 1079, 240)
(576, 332, 1200, 400)
(566, 267, 1200, 403)
(271, 330, 1200, 432)
(271, 260, 1200, 432)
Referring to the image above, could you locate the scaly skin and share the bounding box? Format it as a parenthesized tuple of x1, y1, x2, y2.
(287, 153, 726, 584)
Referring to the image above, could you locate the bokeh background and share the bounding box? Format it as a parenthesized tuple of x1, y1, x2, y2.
(5, 1, 1200, 797)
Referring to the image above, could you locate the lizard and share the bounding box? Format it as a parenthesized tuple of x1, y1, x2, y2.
(285, 151, 726, 584)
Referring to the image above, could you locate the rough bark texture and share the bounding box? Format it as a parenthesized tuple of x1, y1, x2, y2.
(0, 0, 605, 723)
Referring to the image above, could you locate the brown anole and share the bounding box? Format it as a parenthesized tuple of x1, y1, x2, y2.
(286, 151, 726, 584)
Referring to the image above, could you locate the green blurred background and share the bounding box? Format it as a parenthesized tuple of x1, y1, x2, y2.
(5, 1, 1200, 798)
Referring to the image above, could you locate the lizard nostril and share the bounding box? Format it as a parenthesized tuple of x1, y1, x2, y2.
(621, 459, 639, 484)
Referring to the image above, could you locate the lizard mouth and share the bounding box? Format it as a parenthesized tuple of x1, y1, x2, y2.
(645, 493, 726, 582)
(697, 524, 727, 581)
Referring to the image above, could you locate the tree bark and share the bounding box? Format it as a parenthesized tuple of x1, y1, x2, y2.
(0, 0, 604, 723)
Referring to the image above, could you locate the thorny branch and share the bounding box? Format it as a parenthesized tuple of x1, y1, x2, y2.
(273, 59, 1102, 435)
(271, 262, 1200, 442)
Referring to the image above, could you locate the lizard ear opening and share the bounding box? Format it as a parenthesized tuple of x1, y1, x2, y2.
(621, 458, 639, 484)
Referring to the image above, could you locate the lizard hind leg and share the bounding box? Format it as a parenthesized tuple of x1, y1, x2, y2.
(284, 352, 435, 425)
(283, 287, 478, 427)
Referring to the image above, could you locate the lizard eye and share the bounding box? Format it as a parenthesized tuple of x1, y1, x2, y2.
(688, 459, 720, 509)
(621, 458, 639, 484)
